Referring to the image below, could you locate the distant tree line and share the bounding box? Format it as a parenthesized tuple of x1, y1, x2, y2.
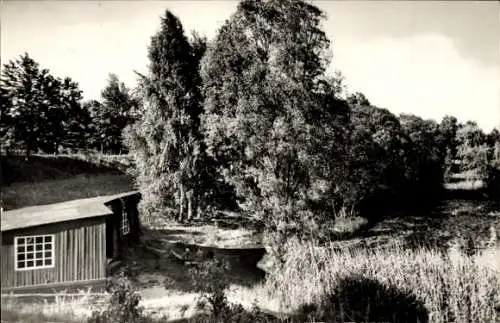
(1, 0, 499, 232)
(1, 54, 138, 155)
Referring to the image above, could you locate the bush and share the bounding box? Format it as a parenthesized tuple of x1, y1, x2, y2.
(88, 276, 148, 323)
(189, 259, 279, 322)
(295, 276, 428, 323)
(484, 167, 500, 198)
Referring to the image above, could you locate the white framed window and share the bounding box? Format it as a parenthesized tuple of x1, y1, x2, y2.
(14, 234, 55, 271)
(121, 210, 130, 235)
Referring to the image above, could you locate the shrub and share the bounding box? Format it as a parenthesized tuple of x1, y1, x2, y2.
(295, 275, 428, 323)
(88, 276, 147, 323)
(190, 259, 231, 318)
(189, 259, 280, 322)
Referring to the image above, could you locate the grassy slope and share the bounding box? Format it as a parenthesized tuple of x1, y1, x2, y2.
(1, 154, 135, 210)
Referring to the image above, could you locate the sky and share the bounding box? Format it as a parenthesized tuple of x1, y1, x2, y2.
(1, 1, 499, 131)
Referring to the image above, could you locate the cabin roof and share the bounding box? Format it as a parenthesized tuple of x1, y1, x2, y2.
(1, 191, 140, 232)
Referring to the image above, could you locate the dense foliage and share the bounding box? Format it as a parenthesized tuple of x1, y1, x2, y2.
(122, 10, 212, 221)
(1, 53, 87, 155)
(201, 0, 350, 236)
(89, 74, 140, 154)
(0, 54, 139, 155)
(2, 0, 499, 226)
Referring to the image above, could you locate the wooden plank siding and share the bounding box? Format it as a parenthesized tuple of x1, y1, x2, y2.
(1, 217, 106, 289)
(104, 193, 142, 260)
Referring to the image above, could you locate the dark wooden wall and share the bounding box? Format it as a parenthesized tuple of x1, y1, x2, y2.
(1, 217, 107, 289)
(105, 192, 142, 255)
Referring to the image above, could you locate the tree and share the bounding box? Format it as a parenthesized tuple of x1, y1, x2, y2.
(82, 99, 103, 150)
(456, 121, 488, 177)
(58, 77, 88, 151)
(399, 114, 446, 199)
(0, 76, 16, 154)
(486, 128, 500, 149)
(201, 0, 348, 239)
(347, 92, 370, 107)
(1, 53, 47, 156)
(0, 53, 85, 156)
(438, 115, 459, 179)
(342, 103, 407, 211)
(456, 121, 486, 149)
(124, 10, 206, 222)
(92, 74, 138, 154)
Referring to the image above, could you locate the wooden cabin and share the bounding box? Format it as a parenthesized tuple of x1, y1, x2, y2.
(0, 191, 141, 292)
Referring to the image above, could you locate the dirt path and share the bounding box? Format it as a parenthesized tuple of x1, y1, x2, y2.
(109, 217, 276, 320)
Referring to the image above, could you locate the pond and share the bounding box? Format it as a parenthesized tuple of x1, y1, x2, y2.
(334, 198, 500, 252)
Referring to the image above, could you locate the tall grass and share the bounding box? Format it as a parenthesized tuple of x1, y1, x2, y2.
(0, 290, 105, 323)
(263, 237, 499, 322)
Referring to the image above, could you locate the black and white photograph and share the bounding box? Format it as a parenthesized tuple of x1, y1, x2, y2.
(1, 1, 499, 322)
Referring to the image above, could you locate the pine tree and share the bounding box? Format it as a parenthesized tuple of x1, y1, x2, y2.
(124, 10, 206, 222)
(0, 53, 85, 156)
(97, 74, 138, 154)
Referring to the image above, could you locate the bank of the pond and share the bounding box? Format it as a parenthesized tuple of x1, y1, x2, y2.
(262, 239, 500, 323)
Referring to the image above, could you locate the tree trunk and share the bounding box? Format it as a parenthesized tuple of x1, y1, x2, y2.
(25, 143, 31, 161)
(187, 189, 193, 221)
(193, 188, 199, 220)
(179, 183, 185, 222)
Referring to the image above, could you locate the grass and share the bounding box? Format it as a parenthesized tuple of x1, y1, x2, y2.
(444, 180, 485, 190)
(332, 216, 368, 235)
(143, 216, 263, 248)
(2, 240, 499, 322)
(1, 154, 130, 184)
(445, 168, 486, 191)
(53, 152, 135, 173)
(3, 173, 135, 210)
(1, 154, 135, 210)
(262, 238, 500, 322)
(1, 290, 105, 323)
(449, 169, 481, 181)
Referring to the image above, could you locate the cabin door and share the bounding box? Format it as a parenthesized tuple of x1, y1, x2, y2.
(105, 215, 122, 260)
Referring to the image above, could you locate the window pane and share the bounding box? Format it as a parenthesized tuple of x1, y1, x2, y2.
(15, 235, 54, 270)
